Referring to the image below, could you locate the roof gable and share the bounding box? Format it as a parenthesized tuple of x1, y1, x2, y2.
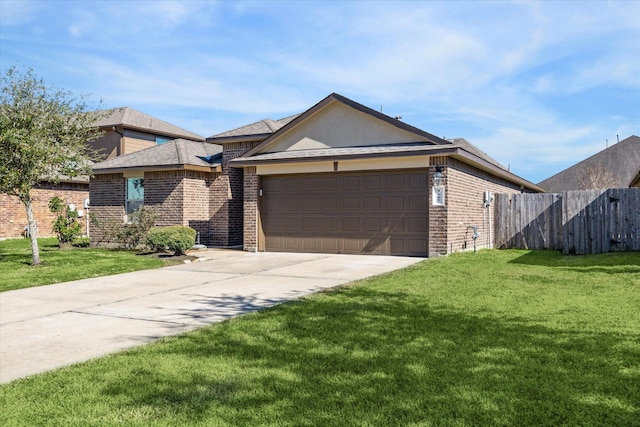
(207, 114, 299, 142)
(538, 135, 640, 192)
(94, 107, 204, 141)
(243, 93, 448, 157)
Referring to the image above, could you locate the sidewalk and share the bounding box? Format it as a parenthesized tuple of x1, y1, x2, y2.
(0, 250, 423, 383)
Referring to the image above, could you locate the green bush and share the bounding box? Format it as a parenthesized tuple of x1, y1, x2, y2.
(115, 207, 157, 250)
(49, 196, 83, 247)
(145, 226, 196, 256)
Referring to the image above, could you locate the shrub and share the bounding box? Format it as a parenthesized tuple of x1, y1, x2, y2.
(115, 207, 157, 250)
(49, 196, 83, 247)
(145, 226, 196, 256)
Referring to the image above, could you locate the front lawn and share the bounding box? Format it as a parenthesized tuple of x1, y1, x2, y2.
(0, 238, 171, 292)
(1, 250, 638, 426)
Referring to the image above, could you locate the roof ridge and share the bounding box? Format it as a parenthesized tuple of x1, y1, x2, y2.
(262, 119, 279, 132)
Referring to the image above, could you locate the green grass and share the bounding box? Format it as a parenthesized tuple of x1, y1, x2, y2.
(1, 250, 639, 426)
(0, 238, 170, 292)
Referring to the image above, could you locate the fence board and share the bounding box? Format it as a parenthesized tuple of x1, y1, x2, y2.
(495, 188, 640, 254)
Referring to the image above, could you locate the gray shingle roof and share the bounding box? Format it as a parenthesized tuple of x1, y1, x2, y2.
(93, 139, 222, 172)
(94, 107, 204, 141)
(538, 135, 640, 192)
(207, 114, 299, 140)
(447, 138, 508, 171)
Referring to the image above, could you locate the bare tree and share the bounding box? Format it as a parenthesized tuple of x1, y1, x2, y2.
(578, 165, 619, 190)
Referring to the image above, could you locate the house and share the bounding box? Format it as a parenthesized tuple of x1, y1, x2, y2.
(0, 108, 204, 240)
(91, 107, 205, 160)
(89, 93, 542, 256)
(0, 175, 90, 239)
(538, 135, 640, 192)
(90, 139, 222, 245)
(230, 93, 542, 256)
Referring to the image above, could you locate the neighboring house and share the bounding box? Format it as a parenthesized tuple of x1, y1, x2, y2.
(1, 108, 203, 239)
(631, 165, 640, 188)
(0, 175, 89, 239)
(91, 107, 205, 160)
(538, 135, 640, 192)
(89, 93, 541, 256)
(90, 139, 222, 245)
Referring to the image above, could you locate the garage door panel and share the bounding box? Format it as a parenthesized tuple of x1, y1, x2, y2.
(409, 173, 428, 188)
(410, 195, 427, 210)
(409, 217, 428, 232)
(343, 217, 360, 232)
(387, 195, 405, 210)
(386, 173, 405, 189)
(387, 217, 404, 231)
(364, 196, 382, 210)
(322, 177, 339, 191)
(303, 217, 319, 231)
(343, 197, 360, 210)
(322, 217, 338, 232)
(262, 170, 428, 256)
(363, 217, 381, 232)
(343, 176, 360, 190)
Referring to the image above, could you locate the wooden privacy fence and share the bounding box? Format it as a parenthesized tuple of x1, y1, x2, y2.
(494, 188, 640, 254)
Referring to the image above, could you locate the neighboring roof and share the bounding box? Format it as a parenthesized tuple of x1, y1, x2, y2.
(92, 139, 222, 174)
(94, 107, 204, 141)
(538, 135, 640, 192)
(207, 114, 299, 143)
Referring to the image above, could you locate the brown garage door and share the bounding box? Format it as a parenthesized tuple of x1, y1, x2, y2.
(261, 169, 428, 256)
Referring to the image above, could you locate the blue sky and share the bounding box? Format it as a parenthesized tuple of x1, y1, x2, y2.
(1, 0, 638, 183)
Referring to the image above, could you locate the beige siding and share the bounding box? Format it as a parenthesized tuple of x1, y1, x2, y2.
(122, 137, 155, 155)
(264, 102, 425, 152)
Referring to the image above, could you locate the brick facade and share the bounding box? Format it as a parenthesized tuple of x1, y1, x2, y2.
(91, 170, 218, 247)
(243, 166, 259, 252)
(89, 173, 125, 245)
(427, 157, 525, 256)
(1, 182, 89, 239)
(210, 141, 260, 247)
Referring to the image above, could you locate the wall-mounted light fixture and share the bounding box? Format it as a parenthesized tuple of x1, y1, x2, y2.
(433, 166, 443, 186)
(432, 166, 445, 206)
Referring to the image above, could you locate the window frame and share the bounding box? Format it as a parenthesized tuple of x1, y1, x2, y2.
(125, 177, 145, 219)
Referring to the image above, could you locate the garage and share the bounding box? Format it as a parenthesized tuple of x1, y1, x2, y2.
(260, 169, 428, 256)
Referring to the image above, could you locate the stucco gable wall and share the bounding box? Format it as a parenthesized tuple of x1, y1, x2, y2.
(263, 103, 426, 153)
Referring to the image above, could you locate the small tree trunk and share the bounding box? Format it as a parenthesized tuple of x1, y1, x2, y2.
(24, 197, 41, 266)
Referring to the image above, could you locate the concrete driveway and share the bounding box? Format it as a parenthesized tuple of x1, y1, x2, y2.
(0, 250, 423, 384)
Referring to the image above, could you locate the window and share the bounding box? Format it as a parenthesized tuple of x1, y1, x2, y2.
(155, 136, 171, 145)
(126, 178, 144, 215)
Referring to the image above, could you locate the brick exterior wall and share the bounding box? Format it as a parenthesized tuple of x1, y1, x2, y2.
(428, 157, 525, 256)
(211, 141, 261, 247)
(145, 171, 185, 227)
(182, 171, 213, 245)
(90, 170, 217, 247)
(1, 182, 89, 239)
(427, 157, 448, 256)
(89, 174, 125, 245)
(243, 166, 259, 252)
